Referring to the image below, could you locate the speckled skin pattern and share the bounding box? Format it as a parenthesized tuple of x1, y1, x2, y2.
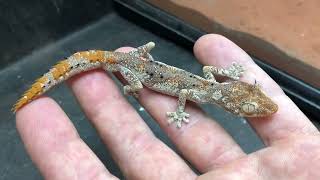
(13, 42, 278, 128)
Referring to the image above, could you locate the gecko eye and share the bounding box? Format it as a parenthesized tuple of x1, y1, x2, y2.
(241, 102, 258, 114)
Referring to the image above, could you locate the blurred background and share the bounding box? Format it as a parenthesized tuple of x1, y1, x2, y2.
(0, 0, 319, 179)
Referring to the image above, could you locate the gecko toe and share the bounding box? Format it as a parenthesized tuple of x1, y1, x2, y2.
(166, 111, 190, 128)
(166, 112, 175, 117)
(182, 117, 189, 123)
(167, 118, 175, 124)
(124, 85, 139, 98)
(176, 121, 182, 128)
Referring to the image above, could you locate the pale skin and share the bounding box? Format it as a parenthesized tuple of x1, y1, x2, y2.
(16, 34, 320, 179)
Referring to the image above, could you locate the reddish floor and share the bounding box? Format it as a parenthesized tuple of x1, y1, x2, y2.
(147, 0, 320, 88)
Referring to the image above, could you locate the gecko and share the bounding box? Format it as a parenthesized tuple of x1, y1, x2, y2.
(13, 42, 278, 128)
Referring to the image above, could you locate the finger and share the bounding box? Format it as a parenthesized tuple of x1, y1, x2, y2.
(16, 97, 117, 180)
(115, 47, 246, 172)
(194, 34, 318, 146)
(68, 70, 196, 179)
(199, 132, 320, 179)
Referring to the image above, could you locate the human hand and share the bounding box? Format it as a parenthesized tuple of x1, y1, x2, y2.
(16, 34, 320, 179)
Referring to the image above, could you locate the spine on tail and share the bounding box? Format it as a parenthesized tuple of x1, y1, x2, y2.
(12, 50, 115, 112)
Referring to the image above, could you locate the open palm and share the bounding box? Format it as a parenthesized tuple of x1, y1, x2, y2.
(16, 34, 320, 179)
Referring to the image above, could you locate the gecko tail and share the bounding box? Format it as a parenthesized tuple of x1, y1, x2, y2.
(12, 76, 48, 113)
(12, 50, 115, 113)
(11, 78, 42, 113)
(12, 59, 70, 113)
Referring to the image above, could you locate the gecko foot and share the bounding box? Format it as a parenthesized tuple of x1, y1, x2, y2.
(166, 111, 190, 128)
(228, 62, 245, 80)
(124, 85, 139, 98)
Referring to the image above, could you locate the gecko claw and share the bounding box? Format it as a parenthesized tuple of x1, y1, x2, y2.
(166, 111, 190, 128)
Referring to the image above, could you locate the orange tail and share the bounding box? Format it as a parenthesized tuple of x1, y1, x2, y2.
(12, 59, 70, 113)
(12, 50, 115, 113)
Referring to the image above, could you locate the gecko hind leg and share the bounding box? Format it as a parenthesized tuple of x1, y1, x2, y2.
(119, 67, 143, 98)
(203, 62, 245, 81)
(137, 42, 155, 56)
(129, 42, 155, 58)
(167, 89, 191, 128)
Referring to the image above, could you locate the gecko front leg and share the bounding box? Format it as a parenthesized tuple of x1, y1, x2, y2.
(203, 62, 245, 81)
(166, 89, 192, 128)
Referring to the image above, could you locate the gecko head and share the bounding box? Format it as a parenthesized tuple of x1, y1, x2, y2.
(223, 81, 278, 117)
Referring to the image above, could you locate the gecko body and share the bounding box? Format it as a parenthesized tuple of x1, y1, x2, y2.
(13, 42, 278, 128)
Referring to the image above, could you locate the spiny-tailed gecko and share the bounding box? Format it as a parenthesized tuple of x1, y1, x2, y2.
(13, 42, 278, 128)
